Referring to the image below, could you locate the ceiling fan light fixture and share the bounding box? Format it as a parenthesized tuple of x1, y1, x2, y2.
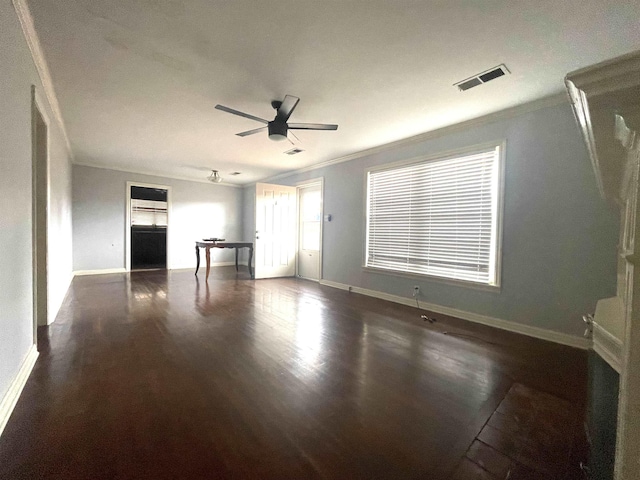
(268, 121, 288, 141)
(208, 170, 223, 183)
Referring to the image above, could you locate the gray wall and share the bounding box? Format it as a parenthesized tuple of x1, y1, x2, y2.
(73, 166, 244, 271)
(0, 2, 73, 402)
(248, 102, 619, 337)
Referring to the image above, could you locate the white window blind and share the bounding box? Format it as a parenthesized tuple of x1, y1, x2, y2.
(366, 145, 501, 285)
(131, 199, 168, 226)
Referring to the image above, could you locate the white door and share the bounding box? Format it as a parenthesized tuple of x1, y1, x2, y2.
(297, 183, 322, 280)
(255, 183, 297, 279)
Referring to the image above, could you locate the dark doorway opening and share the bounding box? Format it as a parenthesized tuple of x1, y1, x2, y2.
(130, 186, 168, 270)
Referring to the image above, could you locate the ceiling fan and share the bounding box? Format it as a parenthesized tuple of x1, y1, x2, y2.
(215, 95, 338, 142)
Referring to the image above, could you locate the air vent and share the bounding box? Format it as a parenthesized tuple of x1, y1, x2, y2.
(285, 148, 304, 155)
(229, 172, 242, 176)
(454, 64, 510, 92)
(457, 78, 482, 91)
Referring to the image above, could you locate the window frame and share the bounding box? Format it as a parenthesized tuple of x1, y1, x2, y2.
(362, 140, 506, 291)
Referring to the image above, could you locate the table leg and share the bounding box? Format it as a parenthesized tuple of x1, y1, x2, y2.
(248, 246, 254, 279)
(205, 246, 211, 282)
(195, 245, 200, 275)
(235, 247, 239, 272)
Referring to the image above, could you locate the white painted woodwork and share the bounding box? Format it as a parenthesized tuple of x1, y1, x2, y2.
(0, 346, 38, 438)
(320, 279, 590, 349)
(566, 50, 640, 480)
(593, 296, 624, 373)
(254, 183, 297, 279)
(297, 183, 322, 281)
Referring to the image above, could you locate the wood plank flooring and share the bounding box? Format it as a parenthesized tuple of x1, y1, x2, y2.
(0, 268, 588, 479)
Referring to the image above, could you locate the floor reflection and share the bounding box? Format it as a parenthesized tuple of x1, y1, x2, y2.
(4, 268, 587, 480)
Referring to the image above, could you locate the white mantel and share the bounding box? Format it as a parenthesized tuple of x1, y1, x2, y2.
(566, 50, 640, 480)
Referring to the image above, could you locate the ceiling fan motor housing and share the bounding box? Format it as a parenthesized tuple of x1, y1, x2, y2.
(268, 121, 288, 141)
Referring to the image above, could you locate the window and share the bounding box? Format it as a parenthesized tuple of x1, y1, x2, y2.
(130, 186, 168, 226)
(130, 199, 168, 226)
(365, 143, 503, 286)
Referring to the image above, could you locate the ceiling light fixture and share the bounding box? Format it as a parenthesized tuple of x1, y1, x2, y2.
(268, 121, 288, 141)
(208, 170, 223, 183)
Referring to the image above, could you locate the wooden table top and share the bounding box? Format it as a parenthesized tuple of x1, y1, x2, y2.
(196, 241, 253, 248)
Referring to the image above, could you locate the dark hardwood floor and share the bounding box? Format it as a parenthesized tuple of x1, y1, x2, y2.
(0, 268, 588, 479)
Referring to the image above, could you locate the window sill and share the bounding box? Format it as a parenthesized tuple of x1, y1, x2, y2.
(362, 266, 501, 293)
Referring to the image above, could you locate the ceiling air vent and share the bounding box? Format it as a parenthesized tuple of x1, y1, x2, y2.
(454, 64, 510, 92)
(285, 148, 304, 155)
(229, 171, 242, 176)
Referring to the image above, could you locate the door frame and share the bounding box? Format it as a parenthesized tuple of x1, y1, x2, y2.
(31, 86, 50, 339)
(296, 177, 324, 281)
(125, 181, 172, 271)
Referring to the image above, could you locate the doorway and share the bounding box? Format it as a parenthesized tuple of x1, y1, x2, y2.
(126, 183, 170, 271)
(297, 181, 323, 281)
(32, 87, 49, 343)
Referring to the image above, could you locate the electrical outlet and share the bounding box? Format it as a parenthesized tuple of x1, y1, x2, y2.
(413, 286, 420, 297)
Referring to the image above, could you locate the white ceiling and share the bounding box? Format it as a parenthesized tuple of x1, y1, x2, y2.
(27, 0, 640, 185)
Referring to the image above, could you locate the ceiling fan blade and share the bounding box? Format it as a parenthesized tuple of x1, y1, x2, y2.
(236, 126, 267, 137)
(288, 130, 301, 144)
(275, 95, 300, 122)
(288, 123, 338, 131)
(215, 104, 269, 124)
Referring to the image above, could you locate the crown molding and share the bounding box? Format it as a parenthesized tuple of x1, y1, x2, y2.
(565, 50, 640, 202)
(253, 93, 568, 186)
(73, 161, 244, 188)
(12, 0, 73, 158)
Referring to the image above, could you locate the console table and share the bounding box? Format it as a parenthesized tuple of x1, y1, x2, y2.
(195, 241, 254, 280)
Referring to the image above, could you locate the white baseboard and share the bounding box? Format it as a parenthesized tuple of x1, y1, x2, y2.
(74, 263, 248, 276)
(73, 268, 127, 276)
(0, 345, 38, 438)
(172, 261, 248, 270)
(319, 280, 590, 349)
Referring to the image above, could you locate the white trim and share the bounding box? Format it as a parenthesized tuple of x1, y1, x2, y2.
(12, 0, 73, 158)
(74, 268, 127, 276)
(212, 261, 246, 267)
(190, 261, 243, 269)
(319, 279, 590, 349)
(73, 162, 243, 188)
(74, 263, 247, 277)
(362, 140, 506, 289)
(0, 345, 38, 438)
(593, 322, 624, 374)
(125, 182, 171, 272)
(362, 266, 501, 292)
(256, 94, 567, 186)
(171, 262, 247, 272)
